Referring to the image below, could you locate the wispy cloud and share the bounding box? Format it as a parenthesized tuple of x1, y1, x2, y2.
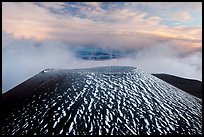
(2, 2, 201, 49)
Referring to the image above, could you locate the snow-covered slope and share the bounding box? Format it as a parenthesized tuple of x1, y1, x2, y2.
(1, 66, 202, 135)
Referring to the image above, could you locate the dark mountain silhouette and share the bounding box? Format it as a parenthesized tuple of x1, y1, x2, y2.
(152, 74, 202, 99)
(1, 66, 202, 135)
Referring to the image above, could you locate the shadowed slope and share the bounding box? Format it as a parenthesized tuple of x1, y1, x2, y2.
(152, 74, 202, 99)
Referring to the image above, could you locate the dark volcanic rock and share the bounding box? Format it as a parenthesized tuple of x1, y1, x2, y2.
(1, 66, 202, 135)
(152, 73, 202, 99)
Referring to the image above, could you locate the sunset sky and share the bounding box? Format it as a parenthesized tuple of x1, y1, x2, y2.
(2, 2, 202, 92)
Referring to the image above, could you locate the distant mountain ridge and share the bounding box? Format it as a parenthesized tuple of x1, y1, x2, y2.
(152, 74, 202, 99)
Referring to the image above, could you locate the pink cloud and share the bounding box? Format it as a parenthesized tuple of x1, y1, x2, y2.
(2, 2, 202, 53)
(171, 11, 192, 22)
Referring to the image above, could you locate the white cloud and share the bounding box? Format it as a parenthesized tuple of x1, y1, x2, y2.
(2, 32, 202, 93)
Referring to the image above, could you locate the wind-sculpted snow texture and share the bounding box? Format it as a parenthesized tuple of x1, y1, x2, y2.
(1, 66, 202, 135)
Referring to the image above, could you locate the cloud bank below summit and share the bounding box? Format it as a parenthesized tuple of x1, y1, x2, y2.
(2, 32, 202, 93)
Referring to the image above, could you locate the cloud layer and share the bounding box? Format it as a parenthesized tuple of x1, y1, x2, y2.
(2, 2, 201, 50)
(2, 2, 202, 92)
(2, 32, 202, 93)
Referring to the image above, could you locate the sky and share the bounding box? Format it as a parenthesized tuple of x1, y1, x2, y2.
(2, 2, 202, 93)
